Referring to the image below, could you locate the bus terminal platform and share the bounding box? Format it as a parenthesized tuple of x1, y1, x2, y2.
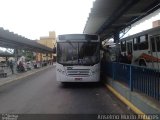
(0, 63, 55, 87)
(102, 61, 160, 116)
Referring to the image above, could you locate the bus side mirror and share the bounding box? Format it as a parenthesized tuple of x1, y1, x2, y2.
(53, 47, 56, 54)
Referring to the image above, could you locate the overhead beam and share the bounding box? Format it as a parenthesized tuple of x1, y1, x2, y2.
(122, 13, 146, 17)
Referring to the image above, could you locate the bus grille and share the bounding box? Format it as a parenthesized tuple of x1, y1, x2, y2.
(66, 69, 90, 76)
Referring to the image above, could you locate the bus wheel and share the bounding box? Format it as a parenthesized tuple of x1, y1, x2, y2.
(139, 60, 146, 67)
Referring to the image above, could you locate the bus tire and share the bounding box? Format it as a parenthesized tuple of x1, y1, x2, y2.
(139, 59, 146, 67)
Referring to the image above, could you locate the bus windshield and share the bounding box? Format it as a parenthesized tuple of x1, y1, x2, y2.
(57, 42, 99, 65)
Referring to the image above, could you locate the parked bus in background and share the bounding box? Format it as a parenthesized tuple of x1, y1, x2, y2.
(120, 26, 160, 69)
(56, 34, 100, 83)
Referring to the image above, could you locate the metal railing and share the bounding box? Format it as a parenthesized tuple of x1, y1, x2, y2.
(104, 62, 160, 101)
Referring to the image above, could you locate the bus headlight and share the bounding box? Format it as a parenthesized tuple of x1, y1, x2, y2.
(57, 69, 65, 75)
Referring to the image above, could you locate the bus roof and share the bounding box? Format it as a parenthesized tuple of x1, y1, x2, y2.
(120, 26, 160, 42)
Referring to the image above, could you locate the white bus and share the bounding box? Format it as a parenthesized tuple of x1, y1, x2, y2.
(120, 26, 160, 69)
(56, 34, 100, 82)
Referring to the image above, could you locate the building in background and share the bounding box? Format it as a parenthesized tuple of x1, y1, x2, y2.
(152, 20, 160, 28)
(36, 31, 56, 62)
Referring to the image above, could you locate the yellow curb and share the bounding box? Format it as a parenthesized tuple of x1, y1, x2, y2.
(106, 84, 150, 120)
(0, 66, 52, 87)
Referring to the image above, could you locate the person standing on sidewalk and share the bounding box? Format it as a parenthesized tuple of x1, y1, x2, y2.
(9, 60, 14, 74)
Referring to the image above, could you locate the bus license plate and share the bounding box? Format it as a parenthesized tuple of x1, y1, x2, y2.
(75, 78, 82, 80)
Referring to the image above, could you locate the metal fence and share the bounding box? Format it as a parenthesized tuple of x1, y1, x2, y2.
(104, 62, 160, 101)
(113, 63, 130, 86)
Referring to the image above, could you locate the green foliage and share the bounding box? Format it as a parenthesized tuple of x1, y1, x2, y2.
(23, 51, 35, 61)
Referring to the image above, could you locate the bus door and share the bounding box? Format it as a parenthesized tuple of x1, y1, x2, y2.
(127, 41, 132, 55)
(150, 35, 160, 69)
(127, 41, 133, 63)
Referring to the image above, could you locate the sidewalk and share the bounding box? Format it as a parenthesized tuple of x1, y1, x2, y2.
(0, 63, 55, 87)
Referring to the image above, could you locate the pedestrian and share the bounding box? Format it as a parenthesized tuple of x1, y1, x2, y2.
(9, 60, 14, 74)
(19, 61, 25, 72)
(127, 52, 132, 64)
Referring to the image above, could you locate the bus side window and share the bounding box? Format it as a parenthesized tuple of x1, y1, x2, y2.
(121, 41, 126, 52)
(151, 37, 155, 52)
(133, 38, 138, 50)
(139, 35, 148, 50)
(156, 36, 160, 52)
(127, 41, 132, 54)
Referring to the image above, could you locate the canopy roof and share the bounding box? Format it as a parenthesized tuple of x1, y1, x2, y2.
(84, 0, 160, 40)
(0, 28, 53, 53)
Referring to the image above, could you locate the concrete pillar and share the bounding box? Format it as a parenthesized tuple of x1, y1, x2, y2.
(114, 31, 120, 61)
(14, 49, 18, 73)
(5, 57, 8, 62)
(46, 53, 48, 63)
(14, 49, 18, 62)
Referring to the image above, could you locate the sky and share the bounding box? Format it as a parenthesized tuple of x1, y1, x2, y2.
(0, 0, 95, 40)
(0, 0, 159, 41)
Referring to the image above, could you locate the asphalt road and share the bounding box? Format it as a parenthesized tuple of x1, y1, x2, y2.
(0, 66, 133, 114)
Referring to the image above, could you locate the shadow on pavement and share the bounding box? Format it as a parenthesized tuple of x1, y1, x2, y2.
(60, 82, 104, 89)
